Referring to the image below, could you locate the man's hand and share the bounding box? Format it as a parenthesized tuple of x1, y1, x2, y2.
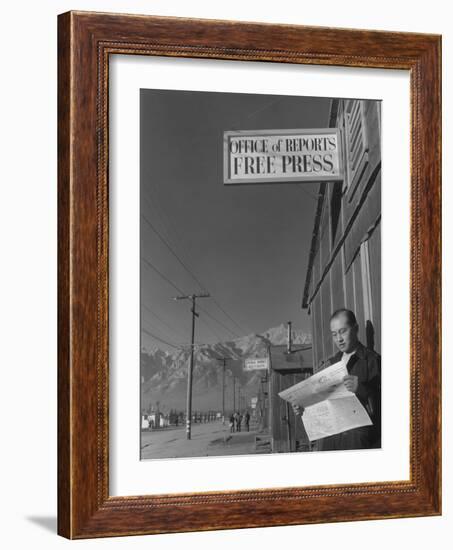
(291, 403, 304, 416)
(343, 374, 359, 393)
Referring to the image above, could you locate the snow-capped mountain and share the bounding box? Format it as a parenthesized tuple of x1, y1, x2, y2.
(141, 324, 311, 413)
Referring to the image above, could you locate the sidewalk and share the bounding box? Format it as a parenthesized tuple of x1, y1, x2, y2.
(206, 428, 267, 456)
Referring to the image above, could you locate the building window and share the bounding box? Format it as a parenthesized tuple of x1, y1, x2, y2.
(344, 100, 369, 201)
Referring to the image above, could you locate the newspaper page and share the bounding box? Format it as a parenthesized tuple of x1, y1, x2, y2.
(278, 360, 372, 441)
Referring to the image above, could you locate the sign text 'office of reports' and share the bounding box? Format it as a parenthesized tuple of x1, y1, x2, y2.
(224, 128, 343, 185)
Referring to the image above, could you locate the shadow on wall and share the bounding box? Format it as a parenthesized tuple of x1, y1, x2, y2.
(366, 320, 375, 351)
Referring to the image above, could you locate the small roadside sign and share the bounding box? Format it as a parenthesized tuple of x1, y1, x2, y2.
(244, 357, 269, 371)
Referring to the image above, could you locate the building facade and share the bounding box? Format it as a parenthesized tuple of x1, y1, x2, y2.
(302, 98, 381, 372)
(268, 344, 313, 452)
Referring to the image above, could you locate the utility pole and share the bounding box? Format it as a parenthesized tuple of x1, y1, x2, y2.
(174, 292, 210, 440)
(287, 321, 292, 354)
(267, 343, 273, 440)
(237, 381, 242, 411)
(217, 357, 232, 424)
(233, 376, 236, 412)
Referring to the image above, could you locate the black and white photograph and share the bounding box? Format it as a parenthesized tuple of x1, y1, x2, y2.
(2, 0, 447, 546)
(140, 89, 381, 460)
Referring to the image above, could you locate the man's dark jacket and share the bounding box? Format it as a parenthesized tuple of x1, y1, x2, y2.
(318, 342, 381, 451)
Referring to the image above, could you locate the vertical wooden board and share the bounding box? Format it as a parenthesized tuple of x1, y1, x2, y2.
(312, 248, 320, 292)
(276, 374, 294, 453)
(306, 262, 313, 301)
(344, 174, 381, 268)
(345, 219, 358, 269)
(352, 253, 366, 338)
(330, 181, 343, 249)
(368, 222, 382, 354)
(293, 374, 310, 449)
(369, 171, 381, 221)
(313, 294, 324, 371)
(331, 251, 345, 311)
(321, 277, 333, 361)
(270, 371, 281, 452)
(365, 101, 381, 172)
(344, 247, 355, 310)
(320, 202, 330, 273)
(311, 303, 318, 368)
(365, 172, 381, 230)
(344, 265, 354, 311)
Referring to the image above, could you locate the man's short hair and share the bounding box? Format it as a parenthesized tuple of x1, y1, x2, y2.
(330, 308, 358, 327)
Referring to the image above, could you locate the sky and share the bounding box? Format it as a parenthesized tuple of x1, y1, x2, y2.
(140, 89, 331, 352)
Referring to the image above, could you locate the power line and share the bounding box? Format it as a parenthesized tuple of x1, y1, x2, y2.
(228, 98, 283, 132)
(141, 326, 181, 351)
(142, 190, 171, 235)
(210, 298, 248, 335)
(142, 186, 187, 259)
(142, 192, 187, 265)
(142, 252, 246, 339)
(298, 185, 319, 201)
(142, 256, 239, 342)
(141, 256, 186, 295)
(197, 304, 239, 338)
(141, 208, 249, 337)
(142, 213, 207, 293)
(142, 303, 185, 341)
(197, 315, 223, 341)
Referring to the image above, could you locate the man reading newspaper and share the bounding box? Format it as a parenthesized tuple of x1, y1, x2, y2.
(291, 308, 381, 451)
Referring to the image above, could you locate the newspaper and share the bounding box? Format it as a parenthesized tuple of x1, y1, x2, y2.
(278, 360, 372, 441)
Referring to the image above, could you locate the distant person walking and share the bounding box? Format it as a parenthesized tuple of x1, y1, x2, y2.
(229, 413, 235, 433)
(236, 412, 242, 432)
(244, 411, 250, 432)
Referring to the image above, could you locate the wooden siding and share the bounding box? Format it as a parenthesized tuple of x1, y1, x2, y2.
(270, 371, 310, 453)
(306, 98, 381, 369)
(331, 251, 345, 312)
(368, 222, 381, 352)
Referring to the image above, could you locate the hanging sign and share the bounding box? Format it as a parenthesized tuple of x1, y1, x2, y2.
(244, 358, 270, 371)
(224, 128, 342, 184)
